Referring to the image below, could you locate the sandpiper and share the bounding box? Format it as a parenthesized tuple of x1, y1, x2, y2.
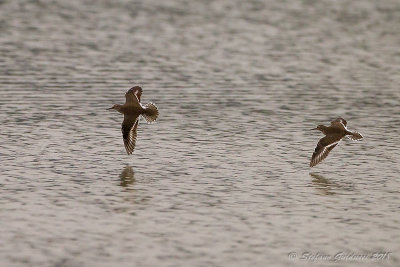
(108, 86, 158, 154)
(310, 118, 363, 167)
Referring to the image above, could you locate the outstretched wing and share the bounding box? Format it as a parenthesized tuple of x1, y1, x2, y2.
(310, 134, 342, 167)
(121, 115, 139, 155)
(331, 118, 347, 127)
(125, 86, 142, 105)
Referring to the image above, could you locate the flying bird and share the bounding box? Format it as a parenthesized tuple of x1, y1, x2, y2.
(310, 118, 363, 167)
(108, 86, 158, 154)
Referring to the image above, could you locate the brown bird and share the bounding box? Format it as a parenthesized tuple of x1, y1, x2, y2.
(108, 86, 158, 154)
(310, 118, 363, 167)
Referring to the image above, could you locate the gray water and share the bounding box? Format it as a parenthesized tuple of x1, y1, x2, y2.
(1, 0, 400, 266)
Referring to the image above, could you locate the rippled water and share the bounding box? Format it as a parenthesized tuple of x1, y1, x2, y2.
(1, 0, 400, 266)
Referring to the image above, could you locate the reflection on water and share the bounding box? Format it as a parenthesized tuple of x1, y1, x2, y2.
(118, 165, 152, 206)
(310, 172, 355, 195)
(310, 172, 336, 195)
(119, 165, 135, 187)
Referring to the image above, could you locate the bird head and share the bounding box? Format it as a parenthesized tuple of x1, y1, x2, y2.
(311, 125, 326, 131)
(108, 104, 121, 111)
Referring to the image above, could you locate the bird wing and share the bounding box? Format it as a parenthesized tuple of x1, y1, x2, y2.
(331, 118, 347, 127)
(125, 86, 142, 105)
(310, 134, 342, 167)
(121, 115, 139, 155)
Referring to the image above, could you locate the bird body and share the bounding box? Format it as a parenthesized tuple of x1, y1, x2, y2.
(112, 104, 143, 116)
(108, 86, 158, 154)
(310, 118, 362, 167)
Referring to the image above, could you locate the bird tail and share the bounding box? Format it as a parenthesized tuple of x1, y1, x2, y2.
(347, 131, 363, 141)
(142, 103, 159, 123)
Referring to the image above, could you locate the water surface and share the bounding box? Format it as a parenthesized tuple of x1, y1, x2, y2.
(1, 0, 400, 266)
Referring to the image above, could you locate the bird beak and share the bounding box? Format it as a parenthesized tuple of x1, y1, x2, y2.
(310, 128, 317, 131)
(107, 107, 114, 110)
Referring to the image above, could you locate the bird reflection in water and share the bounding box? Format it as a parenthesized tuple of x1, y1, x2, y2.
(310, 173, 336, 195)
(118, 165, 152, 205)
(119, 165, 135, 187)
(310, 173, 355, 195)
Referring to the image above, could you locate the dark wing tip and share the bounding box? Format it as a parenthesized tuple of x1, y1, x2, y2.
(310, 135, 341, 167)
(129, 85, 142, 91)
(310, 144, 338, 167)
(310, 159, 316, 167)
(127, 86, 142, 95)
(332, 117, 347, 126)
(310, 150, 321, 167)
(121, 119, 139, 155)
(126, 86, 143, 102)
